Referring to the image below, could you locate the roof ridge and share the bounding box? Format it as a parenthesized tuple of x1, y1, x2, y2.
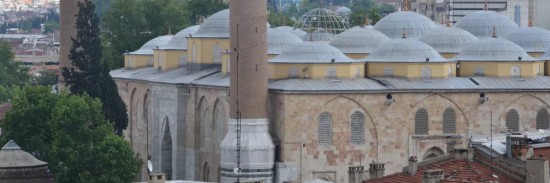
(2, 140, 21, 150)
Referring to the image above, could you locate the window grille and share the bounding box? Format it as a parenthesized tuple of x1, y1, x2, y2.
(327, 68, 337, 78)
(203, 109, 212, 145)
(383, 67, 394, 77)
(318, 112, 333, 144)
(537, 108, 550, 129)
(442, 108, 456, 134)
(179, 55, 187, 66)
(215, 108, 225, 143)
(355, 66, 361, 79)
(510, 65, 521, 78)
(289, 68, 299, 78)
(421, 67, 431, 79)
(506, 109, 520, 132)
(212, 45, 223, 63)
(474, 66, 484, 76)
(415, 108, 428, 135)
(350, 111, 365, 144)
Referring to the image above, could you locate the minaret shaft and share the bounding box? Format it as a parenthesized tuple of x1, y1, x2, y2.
(58, 0, 80, 88)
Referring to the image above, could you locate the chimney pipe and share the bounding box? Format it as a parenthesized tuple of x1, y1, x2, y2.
(369, 162, 385, 179)
(526, 154, 549, 183)
(407, 156, 418, 175)
(148, 173, 166, 183)
(422, 169, 444, 183)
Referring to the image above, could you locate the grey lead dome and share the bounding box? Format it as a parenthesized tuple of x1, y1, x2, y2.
(505, 27, 550, 53)
(455, 37, 536, 61)
(362, 38, 448, 62)
(269, 41, 357, 63)
(455, 10, 518, 38)
(330, 26, 390, 54)
(268, 28, 303, 55)
(194, 9, 229, 38)
(161, 25, 200, 50)
(129, 35, 173, 55)
(374, 11, 438, 39)
(419, 26, 479, 54)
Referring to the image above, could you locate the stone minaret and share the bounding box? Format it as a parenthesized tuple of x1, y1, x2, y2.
(58, 0, 80, 89)
(220, 0, 275, 182)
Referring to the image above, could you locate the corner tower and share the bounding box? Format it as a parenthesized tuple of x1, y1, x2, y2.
(220, 0, 275, 182)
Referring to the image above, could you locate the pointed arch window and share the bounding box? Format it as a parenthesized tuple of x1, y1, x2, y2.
(203, 108, 212, 149)
(318, 112, 333, 145)
(474, 66, 485, 76)
(421, 67, 431, 79)
(415, 108, 428, 135)
(443, 108, 456, 134)
(215, 107, 226, 143)
(350, 111, 365, 144)
(536, 108, 550, 129)
(289, 68, 299, 78)
(383, 67, 394, 77)
(326, 68, 337, 78)
(506, 109, 520, 132)
(511, 65, 521, 78)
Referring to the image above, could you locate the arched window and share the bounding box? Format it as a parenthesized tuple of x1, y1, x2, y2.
(179, 54, 187, 66)
(288, 68, 299, 78)
(474, 66, 485, 76)
(215, 106, 226, 143)
(192, 43, 197, 62)
(511, 65, 521, 78)
(161, 119, 172, 180)
(355, 66, 361, 78)
(327, 68, 337, 78)
(415, 108, 429, 135)
(506, 109, 520, 132)
(442, 108, 456, 134)
(514, 5, 521, 26)
(536, 108, 550, 129)
(318, 112, 333, 144)
(203, 109, 212, 149)
(421, 67, 431, 79)
(212, 45, 223, 63)
(383, 67, 394, 77)
(350, 111, 365, 144)
(448, 65, 453, 76)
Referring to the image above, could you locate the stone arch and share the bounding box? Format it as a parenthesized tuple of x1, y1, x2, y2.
(500, 94, 550, 131)
(198, 96, 212, 151)
(195, 96, 210, 150)
(161, 117, 172, 180)
(410, 94, 471, 133)
(423, 146, 444, 160)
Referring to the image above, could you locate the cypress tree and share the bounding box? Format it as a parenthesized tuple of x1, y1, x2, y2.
(62, 0, 128, 135)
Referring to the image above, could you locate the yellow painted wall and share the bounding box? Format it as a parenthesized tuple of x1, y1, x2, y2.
(344, 53, 368, 60)
(187, 37, 229, 64)
(153, 49, 186, 71)
(125, 54, 153, 69)
(367, 62, 455, 79)
(458, 61, 544, 78)
(269, 63, 365, 79)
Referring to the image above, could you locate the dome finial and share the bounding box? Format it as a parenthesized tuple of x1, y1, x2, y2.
(492, 27, 497, 38)
(402, 28, 407, 39)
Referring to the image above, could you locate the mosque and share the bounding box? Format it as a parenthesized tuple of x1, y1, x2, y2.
(110, 1, 550, 182)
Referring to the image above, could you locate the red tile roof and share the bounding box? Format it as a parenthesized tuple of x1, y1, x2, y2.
(366, 159, 521, 183)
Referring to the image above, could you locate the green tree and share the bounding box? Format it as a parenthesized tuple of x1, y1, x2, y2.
(186, 0, 228, 25)
(368, 7, 382, 25)
(49, 94, 140, 183)
(62, 0, 128, 135)
(0, 86, 56, 163)
(268, 11, 295, 27)
(0, 41, 28, 86)
(143, 0, 190, 36)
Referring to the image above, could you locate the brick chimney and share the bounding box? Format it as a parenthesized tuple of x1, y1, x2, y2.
(526, 154, 549, 183)
(148, 173, 165, 183)
(422, 169, 444, 183)
(407, 156, 418, 175)
(348, 166, 365, 183)
(369, 162, 385, 179)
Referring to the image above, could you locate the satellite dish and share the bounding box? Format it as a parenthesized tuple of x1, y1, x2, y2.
(147, 160, 153, 173)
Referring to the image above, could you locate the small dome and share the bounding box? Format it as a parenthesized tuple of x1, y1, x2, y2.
(0, 140, 47, 168)
(363, 38, 448, 62)
(374, 11, 438, 39)
(455, 10, 518, 38)
(419, 26, 479, 53)
(194, 9, 229, 38)
(504, 27, 550, 53)
(335, 6, 352, 17)
(294, 8, 349, 34)
(330, 26, 390, 54)
(275, 26, 308, 37)
(129, 35, 173, 55)
(301, 28, 335, 42)
(455, 37, 536, 61)
(270, 41, 357, 63)
(161, 25, 200, 50)
(268, 28, 303, 55)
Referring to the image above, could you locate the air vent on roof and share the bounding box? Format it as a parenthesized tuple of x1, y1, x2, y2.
(469, 78, 480, 85)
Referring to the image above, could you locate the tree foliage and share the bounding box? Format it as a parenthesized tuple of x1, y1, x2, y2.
(0, 41, 28, 86)
(268, 11, 295, 27)
(186, 0, 228, 25)
(0, 87, 141, 183)
(62, 0, 128, 135)
(348, 0, 395, 26)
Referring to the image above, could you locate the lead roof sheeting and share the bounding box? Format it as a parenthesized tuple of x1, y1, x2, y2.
(274, 26, 308, 37)
(110, 67, 218, 84)
(454, 10, 518, 38)
(129, 35, 173, 55)
(455, 37, 538, 61)
(269, 41, 358, 63)
(268, 28, 303, 55)
(330, 26, 390, 54)
(160, 25, 200, 50)
(504, 27, 550, 53)
(374, 11, 438, 39)
(194, 9, 229, 38)
(361, 38, 449, 62)
(419, 26, 479, 53)
(191, 72, 230, 87)
(268, 78, 387, 92)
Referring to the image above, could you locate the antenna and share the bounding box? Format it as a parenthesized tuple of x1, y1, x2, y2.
(235, 23, 242, 183)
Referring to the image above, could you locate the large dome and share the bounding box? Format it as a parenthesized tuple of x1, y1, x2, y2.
(335, 6, 352, 19)
(268, 28, 303, 55)
(330, 26, 390, 54)
(294, 8, 349, 34)
(269, 41, 357, 63)
(455, 37, 536, 61)
(419, 26, 479, 54)
(275, 26, 308, 37)
(362, 38, 448, 62)
(504, 27, 550, 53)
(374, 11, 438, 39)
(455, 10, 518, 38)
(194, 9, 229, 38)
(301, 28, 335, 42)
(161, 25, 200, 50)
(129, 35, 173, 55)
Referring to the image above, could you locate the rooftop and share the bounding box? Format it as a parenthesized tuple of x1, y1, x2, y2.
(455, 10, 518, 38)
(374, 11, 438, 39)
(0, 140, 48, 168)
